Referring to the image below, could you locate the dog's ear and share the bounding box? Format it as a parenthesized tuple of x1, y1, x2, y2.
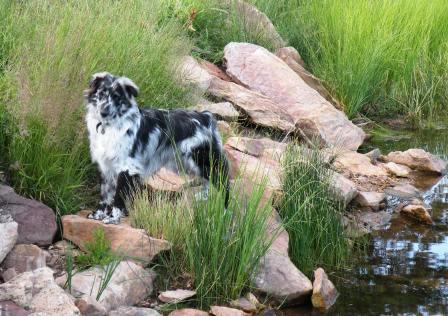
(116, 77, 139, 98)
(84, 72, 112, 99)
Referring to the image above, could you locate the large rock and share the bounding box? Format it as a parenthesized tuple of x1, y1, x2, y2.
(1, 244, 47, 276)
(385, 149, 447, 174)
(0, 267, 80, 315)
(146, 168, 194, 193)
(252, 249, 313, 304)
(62, 211, 171, 263)
(382, 162, 411, 178)
(223, 0, 286, 50)
(343, 211, 392, 238)
(311, 268, 339, 310)
(329, 172, 358, 205)
(275, 47, 342, 110)
(182, 56, 295, 132)
(0, 185, 57, 246)
(224, 43, 365, 150)
(0, 300, 30, 316)
(385, 184, 421, 200)
(58, 261, 154, 312)
(0, 209, 18, 264)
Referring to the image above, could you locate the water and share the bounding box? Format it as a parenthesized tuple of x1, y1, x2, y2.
(282, 126, 448, 315)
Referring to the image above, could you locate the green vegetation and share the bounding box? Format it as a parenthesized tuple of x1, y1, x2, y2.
(0, 0, 196, 214)
(280, 144, 350, 274)
(251, 0, 448, 123)
(130, 177, 273, 307)
(76, 228, 118, 269)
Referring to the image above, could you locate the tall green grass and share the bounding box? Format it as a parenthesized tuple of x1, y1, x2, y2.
(0, 0, 196, 214)
(251, 0, 448, 123)
(129, 177, 273, 307)
(280, 144, 350, 274)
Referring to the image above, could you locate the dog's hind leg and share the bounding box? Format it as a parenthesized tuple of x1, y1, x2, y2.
(102, 170, 141, 224)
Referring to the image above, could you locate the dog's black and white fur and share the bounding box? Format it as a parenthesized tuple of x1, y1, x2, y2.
(85, 72, 229, 224)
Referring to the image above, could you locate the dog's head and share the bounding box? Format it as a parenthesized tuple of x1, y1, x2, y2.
(84, 72, 139, 122)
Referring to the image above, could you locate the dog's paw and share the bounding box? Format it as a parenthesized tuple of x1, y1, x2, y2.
(102, 207, 123, 225)
(194, 189, 209, 202)
(88, 209, 107, 220)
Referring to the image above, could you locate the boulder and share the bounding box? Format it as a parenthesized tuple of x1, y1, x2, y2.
(382, 162, 411, 178)
(333, 151, 388, 178)
(62, 211, 171, 263)
(251, 249, 313, 304)
(223, 0, 286, 49)
(344, 211, 392, 238)
(210, 306, 249, 316)
(311, 268, 339, 310)
(229, 297, 257, 313)
(329, 172, 358, 205)
(109, 306, 162, 316)
(146, 168, 194, 193)
(194, 101, 240, 122)
(0, 209, 18, 264)
(224, 43, 365, 150)
(58, 261, 154, 312)
(225, 137, 287, 162)
(365, 148, 382, 163)
(0, 185, 57, 246)
(355, 192, 385, 211)
(182, 57, 295, 132)
(385, 149, 447, 174)
(2, 244, 47, 273)
(275, 47, 342, 110)
(0, 267, 80, 315)
(0, 300, 30, 316)
(169, 309, 209, 316)
(401, 204, 433, 225)
(158, 289, 196, 304)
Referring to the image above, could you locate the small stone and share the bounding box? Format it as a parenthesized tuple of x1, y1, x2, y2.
(329, 172, 358, 205)
(2, 244, 47, 275)
(311, 268, 339, 309)
(74, 295, 107, 316)
(109, 306, 162, 316)
(383, 162, 411, 178)
(245, 293, 263, 310)
(355, 192, 385, 211)
(365, 148, 382, 163)
(158, 289, 196, 303)
(385, 184, 421, 200)
(2, 267, 18, 282)
(210, 306, 249, 316)
(169, 309, 209, 316)
(229, 297, 256, 313)
(401, 204, 433, 225)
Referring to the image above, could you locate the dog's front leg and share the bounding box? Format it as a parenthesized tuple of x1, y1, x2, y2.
(88, 172, 117, 220)
(102, 170, 141, 224)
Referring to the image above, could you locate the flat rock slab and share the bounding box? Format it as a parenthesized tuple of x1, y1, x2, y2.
(385, 149, 447, 174)
(0, 185, 57, 246)
(385, 184, 421, 200)
(252, 249, 313, 304)
(169, 309, 209, 316)
(224, 42, 365, 150)
(355, 192, 386, 211)
(0, 209, 18, 264)
(0, 267, 80, 315)
(146, 168, 194, 193)
(383, 162, 411, 178)
(329, 172, 358, 206)
(229, 297, 257, 313)
(62, 211, 171, 263)
(158, 289, 196, 303)
(58, 261, 154, 312)
(311, 268, 339, 310)
(333, 151, 388, 178)
(194, 101, 240, 122)
(109, 306, 162, 316)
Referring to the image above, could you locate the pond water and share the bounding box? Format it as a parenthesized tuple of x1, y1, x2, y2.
(282, 126, 448, 315)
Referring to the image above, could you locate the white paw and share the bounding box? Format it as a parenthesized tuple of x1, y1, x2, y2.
(194, 189, 209, 201)
(102, 207, 122, 225)
(89, 209, 106, 220)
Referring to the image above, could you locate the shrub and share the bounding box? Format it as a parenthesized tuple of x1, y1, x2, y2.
(280, 144, 350, 274)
